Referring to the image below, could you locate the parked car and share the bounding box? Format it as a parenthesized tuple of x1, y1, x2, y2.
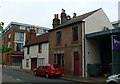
(106, 73, 120, 84)
(33, 63, 63, 78)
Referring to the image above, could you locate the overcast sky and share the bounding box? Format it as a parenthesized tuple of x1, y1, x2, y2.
(0, 0, 119, 28)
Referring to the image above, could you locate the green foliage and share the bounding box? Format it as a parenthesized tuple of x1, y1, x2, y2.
(0, 22, 4, 34)
(0, 45, 12, 53)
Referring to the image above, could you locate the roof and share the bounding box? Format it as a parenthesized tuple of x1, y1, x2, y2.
(5, 21, 50, 30)
(112, 20, 120, 24)
(24, 33, 49, 47)
(49, 8, 102, 31)
(86, 28, 120, 39)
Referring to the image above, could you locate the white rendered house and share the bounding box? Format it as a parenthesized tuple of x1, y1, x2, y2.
(22, 33, 49, 70)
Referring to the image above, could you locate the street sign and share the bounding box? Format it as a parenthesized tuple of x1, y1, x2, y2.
(112, 35, 120, 50)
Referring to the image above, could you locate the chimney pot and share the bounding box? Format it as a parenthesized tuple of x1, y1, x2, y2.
(56, 14, 59, 19)
(73, 13, 77, 18)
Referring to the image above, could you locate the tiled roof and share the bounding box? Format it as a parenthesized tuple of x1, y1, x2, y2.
(49, 8, 102, 31)
(25, 33, 49, 47)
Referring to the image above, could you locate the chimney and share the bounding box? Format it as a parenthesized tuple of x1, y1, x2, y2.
(73, 13, 77, 18)
(61, 9, 67, 23)
(52, 14, 60, 28)
(30, 26, 36, 38)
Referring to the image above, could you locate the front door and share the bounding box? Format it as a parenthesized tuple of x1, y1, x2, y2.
(31, 58, 37, 70)
(74, 52, 79, 75)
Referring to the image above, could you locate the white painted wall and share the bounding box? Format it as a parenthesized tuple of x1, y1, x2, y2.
(22, 43, 49, 70)
(84, 9, 114, 34)
(85, 39, 101, 64)
(83, 9, 114, 77)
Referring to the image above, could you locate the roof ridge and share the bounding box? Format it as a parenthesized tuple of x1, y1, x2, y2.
(51, 8, 102, 30)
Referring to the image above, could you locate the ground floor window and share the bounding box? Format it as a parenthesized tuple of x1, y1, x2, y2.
(12, 57, 21, 66)
(26, 59, 29, 67)
(54, 53, 64, 67)
(38, 58, 44, 66)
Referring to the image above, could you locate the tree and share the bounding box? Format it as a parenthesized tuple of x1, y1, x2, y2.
(0, 22, 12, 53)
(1, 45, 12, 53)
(0, 22, 4, 34)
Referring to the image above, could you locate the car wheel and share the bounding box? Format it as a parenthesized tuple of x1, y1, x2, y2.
(33, 71, 37, 76)
(45, 73, 49, 78)
(109, 81, 118, 84)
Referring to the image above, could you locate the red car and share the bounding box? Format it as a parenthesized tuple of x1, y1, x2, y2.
(33, 63, 63, 78)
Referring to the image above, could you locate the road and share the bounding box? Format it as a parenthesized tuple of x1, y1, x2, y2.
(2, 69, 81, 84)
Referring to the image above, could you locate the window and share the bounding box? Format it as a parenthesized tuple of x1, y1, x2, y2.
(56, 31, 61, 44)
(27, 46, 30, 54)
(26, 59, 29, 67)
(8, 34, 11, 42)
(20, 26, 26, 30)
(37, 29, 43, 34)
(38, 66, 42, 69)
(26, 27, 30, 32)
(8, 34, 11, 48)
(54, 54, 64, 67)
(72, 27, 78, 41)
(43, 29, 47, 33)
(15, 32, 24, 42)
(38, 44, 42, 53)
(14, 43, 23, 52)
(38, 58, 44, 66)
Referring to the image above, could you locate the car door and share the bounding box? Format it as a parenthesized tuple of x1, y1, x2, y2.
(41, 65, 47, 75)
(37, 66, 43, 75)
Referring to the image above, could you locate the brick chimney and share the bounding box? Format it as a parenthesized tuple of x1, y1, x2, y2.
(52, 14, 60, 28)
(61, 9, 67, 23)
(30, 26, 36, 38)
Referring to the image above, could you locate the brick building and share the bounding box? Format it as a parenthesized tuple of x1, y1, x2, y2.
(49, 8, 114, 77)
(2, 22, 49, 67)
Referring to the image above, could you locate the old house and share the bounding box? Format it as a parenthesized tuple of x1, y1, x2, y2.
(49, 8, 114, 77)
(23, 33, 49, 70)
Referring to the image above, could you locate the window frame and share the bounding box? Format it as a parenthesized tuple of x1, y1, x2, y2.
(56, 31, 62, 44)
(72, 27, 78, 42)
(27, 46, 30, 54)
(38, 44, 42, 53)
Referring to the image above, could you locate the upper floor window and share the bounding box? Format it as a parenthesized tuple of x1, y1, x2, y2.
(15, 32, 24, 42)
(14, 43, 23, 52)
(8, 34, 11, 42)
(20, 26, 26, 30)
(27, 46, 30, 54)
(38, 44, 42, 53)
(56, 31, 62, 44)
(43, 29, 47, 33)
(36, 28, 43, 34)
(72, 27, 78, 41)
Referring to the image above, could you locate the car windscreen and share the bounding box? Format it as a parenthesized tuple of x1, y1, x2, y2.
(51, 65, 60, 69)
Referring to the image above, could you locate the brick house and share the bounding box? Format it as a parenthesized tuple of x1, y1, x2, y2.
(49, 8, 114, 77)
(2, 22, 49, 67)
(23, 33, 49, 70)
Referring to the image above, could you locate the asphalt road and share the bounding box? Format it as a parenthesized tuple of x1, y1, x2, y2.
(2, 69, 79, 84)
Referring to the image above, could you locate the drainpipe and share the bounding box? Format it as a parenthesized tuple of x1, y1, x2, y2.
(82, 21, 86, 77)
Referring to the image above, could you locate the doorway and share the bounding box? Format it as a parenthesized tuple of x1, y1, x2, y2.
(31, 58, 37, 70)
(74, 52, 79, 75)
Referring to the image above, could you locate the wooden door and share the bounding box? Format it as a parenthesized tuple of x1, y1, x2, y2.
(74, 52, 79, 75)
(31, 58, 37, 70)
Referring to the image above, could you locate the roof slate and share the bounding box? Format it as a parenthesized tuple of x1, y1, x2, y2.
(25, 33, 49, 47)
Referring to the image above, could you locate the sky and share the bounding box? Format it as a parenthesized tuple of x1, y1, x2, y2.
(0, 0, 119, 29)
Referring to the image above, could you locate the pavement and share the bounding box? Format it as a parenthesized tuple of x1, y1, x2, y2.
(2, 65, 107, 84)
